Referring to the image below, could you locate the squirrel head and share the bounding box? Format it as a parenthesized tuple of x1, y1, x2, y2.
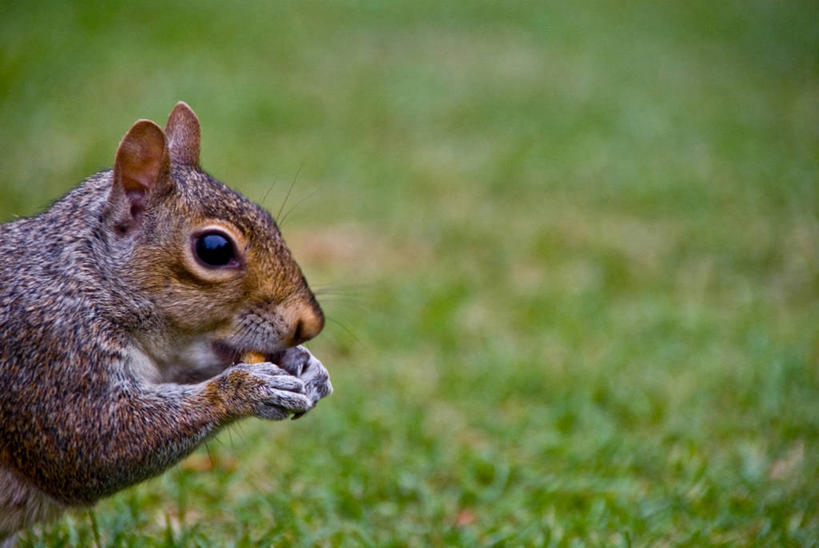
(102, 102, 323, 373)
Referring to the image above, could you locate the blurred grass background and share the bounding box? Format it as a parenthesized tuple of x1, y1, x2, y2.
(1, 0, 817, 545)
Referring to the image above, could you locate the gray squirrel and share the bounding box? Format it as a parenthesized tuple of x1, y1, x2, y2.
(0, 102, 332, 542)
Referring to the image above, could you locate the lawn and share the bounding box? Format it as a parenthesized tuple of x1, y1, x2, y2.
(1, 1, 817, 545)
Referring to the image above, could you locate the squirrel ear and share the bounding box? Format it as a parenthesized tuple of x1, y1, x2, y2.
(165, 101, 201, 167)
(111, 119, 170, 232)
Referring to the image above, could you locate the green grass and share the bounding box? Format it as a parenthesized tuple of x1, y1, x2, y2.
(2, 1, 818, 545)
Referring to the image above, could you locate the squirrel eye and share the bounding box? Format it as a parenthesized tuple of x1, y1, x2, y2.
(194, 232, 237, 267)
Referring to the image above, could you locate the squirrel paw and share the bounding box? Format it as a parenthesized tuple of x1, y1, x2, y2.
(273, 346, 333, 418)
(219, 362, 312, 421)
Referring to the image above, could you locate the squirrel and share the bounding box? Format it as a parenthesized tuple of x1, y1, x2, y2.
(0, 102, 333, 542)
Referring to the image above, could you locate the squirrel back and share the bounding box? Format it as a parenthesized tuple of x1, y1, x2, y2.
(0, 103, 332, 539)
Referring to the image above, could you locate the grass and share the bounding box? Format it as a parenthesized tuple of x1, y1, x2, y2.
(1, 0, 817, 545)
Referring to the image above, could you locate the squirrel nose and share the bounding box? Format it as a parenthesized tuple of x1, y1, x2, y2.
(282, 298, 324, 346)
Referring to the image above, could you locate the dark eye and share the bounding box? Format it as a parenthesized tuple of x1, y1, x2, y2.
(195, 232, 236, 267)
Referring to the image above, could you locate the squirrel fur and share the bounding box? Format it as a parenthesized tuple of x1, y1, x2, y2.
(0, 102, 332, 541)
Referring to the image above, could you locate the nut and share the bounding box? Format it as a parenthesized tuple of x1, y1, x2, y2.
(242, 351, 265, 364)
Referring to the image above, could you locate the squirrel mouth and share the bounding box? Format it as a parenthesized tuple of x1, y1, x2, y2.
(212, 341, 284, 366)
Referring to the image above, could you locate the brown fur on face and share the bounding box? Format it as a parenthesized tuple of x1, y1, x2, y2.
(114, 114, 324, 376)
